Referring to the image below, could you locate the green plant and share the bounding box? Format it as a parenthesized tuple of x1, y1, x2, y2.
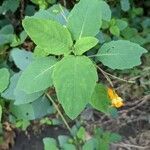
(0, 0, 147, 125)
(43, 126, 121, 150)
(0, 0, 149, 149)
(12, 0, 146, 120)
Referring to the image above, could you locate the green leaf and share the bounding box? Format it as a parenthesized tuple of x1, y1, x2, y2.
(48, 4, 69, 25)
(67, 0, 102, 40)
(82, 138, 98, 150)
(53, 55, 98, 119)
(1, 73, 17, 100)
(14, 73, 44, 105)
(58, 135, 69, 147)
(98, 139, 109, 150)
(10, 95, 54, 120)
(0, 68, 10, 93)
(62, 144, 76, 150)
(0, 0, 19, 14)
(97, 40, 147, 69)
(11, 48, 33, 70)
(90, 83, 110, 114)
(121, 27, 138, 39)
(109, 25, 120, 37)
(0, 34, 14, 46)
(43, 137, 58, 150)
(15, 120, 30, 131)
(100, 1, 111, 21)
(17, 57, 57, 94)
(34, 4, 69, 25)
(0, 24, 14, 34)
(22, 17, 73, 55)
(109, 133, 122, 142)
(77, 126, 86, 140)
(33, 46, 49, 57)
(0, 25, 14, 46)
(120, 0, 130, 12)
(2, 73, 43, 104)
(74, 37, 98, 55)
(10, 31, 27, 47)
(97, 131, 121, 150)
(94, 128, 121, 150)
(116, 19, 128, 31)
(31, 0, 47, 9)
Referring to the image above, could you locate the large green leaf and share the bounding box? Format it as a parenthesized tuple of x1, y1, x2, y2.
(22, 17, 73, 55)
(67, 0, 102, 40)
(14, 73, 44, 105)
(14, 88, 43, 105)
(90, 83, 111, 114)
(17, 57, 57, 94)
(0, 68, 10, 93)
(53, 55, 98, 119)
(74, 37, 98, 55)
(2, 73, 44, 104)
(10, 95, 54, 120)
(96, 40, 147, 69)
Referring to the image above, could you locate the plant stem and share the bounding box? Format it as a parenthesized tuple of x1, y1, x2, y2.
(96, 65, 114, 87)
(103, 71, 135, 83)
(46, 93, 72, 133)
(97, 65, 135, 84)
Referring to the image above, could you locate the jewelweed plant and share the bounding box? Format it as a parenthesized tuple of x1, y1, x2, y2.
(0, 0, 147, 119)
(15, 0, 147, 119)
(0, 0, 148, 148)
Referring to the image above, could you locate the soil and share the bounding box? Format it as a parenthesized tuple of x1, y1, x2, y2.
(11, 126, 69, 150)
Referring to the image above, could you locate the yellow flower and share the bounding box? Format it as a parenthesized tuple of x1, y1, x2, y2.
(107, 88, 124, 108)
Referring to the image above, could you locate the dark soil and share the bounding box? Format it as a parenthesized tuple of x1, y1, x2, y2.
(11, 126, 69, 150)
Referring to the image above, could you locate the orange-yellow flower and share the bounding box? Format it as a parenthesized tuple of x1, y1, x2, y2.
(107, 88, 124, 108)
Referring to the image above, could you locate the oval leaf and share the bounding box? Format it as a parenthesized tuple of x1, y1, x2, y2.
(74, 37, 98, 55)
(10, 96, 54, 120)
(97, 40, 147, 69)
(14, 73, 44, 105)
(53, 55, 98, 119)
(23, 17, 73, 55)
(17, 57, 57, 94)
(67, 0, 102, 40)
(100, 1, 111, 21)
(2, 72, 43, 104)
(10, 48, 33, 70)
